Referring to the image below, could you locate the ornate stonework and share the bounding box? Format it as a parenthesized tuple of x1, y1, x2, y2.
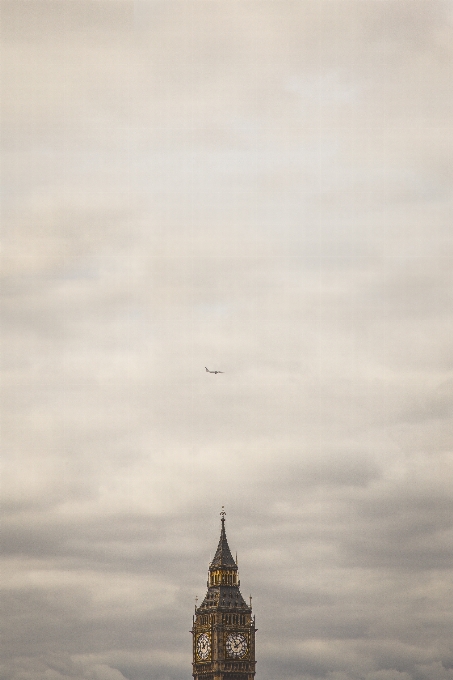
(191, 513, 257, 680)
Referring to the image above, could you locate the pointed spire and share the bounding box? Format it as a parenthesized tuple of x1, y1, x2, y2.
(210, 508, 237, 569)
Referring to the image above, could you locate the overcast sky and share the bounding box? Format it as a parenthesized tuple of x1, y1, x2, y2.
(1, 2, 452, 680)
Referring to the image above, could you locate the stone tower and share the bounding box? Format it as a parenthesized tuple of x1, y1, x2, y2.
(191, 511, 257, 680)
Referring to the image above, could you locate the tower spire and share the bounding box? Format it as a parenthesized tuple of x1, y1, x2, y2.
(210, 508, 237, 569)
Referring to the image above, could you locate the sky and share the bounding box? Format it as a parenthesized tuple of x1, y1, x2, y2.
(1, 1, 452, 679)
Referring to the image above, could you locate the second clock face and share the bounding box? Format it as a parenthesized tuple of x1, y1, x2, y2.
(196, 632, 211, 661)
(226, 632, 248, 659)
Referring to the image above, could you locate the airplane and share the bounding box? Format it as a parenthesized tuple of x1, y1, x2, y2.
(205, 367, 224, 374)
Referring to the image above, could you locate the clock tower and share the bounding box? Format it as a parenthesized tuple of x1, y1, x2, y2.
(191, 511, 257, 680)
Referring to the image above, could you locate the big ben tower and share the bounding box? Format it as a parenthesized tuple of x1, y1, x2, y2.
(191, 510, 257, 680)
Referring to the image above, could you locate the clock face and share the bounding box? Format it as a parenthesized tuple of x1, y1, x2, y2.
(196, 632, 211, 661)
(226, 632, 248, 659)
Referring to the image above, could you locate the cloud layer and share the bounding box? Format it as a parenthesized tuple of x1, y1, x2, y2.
(2, 1, 452, 679)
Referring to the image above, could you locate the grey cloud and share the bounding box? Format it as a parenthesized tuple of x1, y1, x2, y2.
(1, 654, 131, 680)
(2, 1, 452, 679)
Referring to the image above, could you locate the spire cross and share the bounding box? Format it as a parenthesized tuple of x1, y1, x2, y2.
(220, 506, 226, 524)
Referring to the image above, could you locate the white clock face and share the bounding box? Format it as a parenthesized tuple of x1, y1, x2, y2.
(196, 633, 211, 661)
(226, 632, 248, 659)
